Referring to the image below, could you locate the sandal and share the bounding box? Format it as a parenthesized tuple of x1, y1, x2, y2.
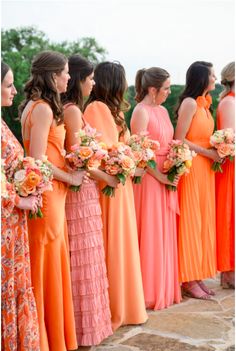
(221, 271, 235, 289)
(182, 281, 211, 300)
(197, 280, 215, 296)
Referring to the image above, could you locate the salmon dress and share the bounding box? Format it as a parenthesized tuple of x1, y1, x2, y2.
(64, 104, 113, 345)
(1, 120, 40, 351)
(215, 92, 235, 272)
(21, 101, 77, 351)
(131, 103, 181, 310)
(178, 95, 217, 282)
(84, 101, 148, 331)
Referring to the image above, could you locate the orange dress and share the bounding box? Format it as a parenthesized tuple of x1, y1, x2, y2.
(1, 119, 40, 351)
(21, 101, 77, 351)
(215, 93, 235, 272)
(84, 101, 148, 331)
(177, 95, 217, 282)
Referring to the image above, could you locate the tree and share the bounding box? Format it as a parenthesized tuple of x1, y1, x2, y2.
(1, 26, 107, 142)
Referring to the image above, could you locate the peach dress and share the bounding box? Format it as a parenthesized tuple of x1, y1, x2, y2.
(64, 104, 113, 345)
(215, 92, 235, 272)
(21, 101, 77, 351)
(1, 120, 40, 351)
(131, 103, 181, 310)
(178, 95, 217, 282)
(84, 101, 148, 331)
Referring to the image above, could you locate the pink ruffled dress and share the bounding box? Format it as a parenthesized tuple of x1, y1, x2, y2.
(65, 178, 113, 345)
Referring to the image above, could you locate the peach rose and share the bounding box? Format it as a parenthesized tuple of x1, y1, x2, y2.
(217, 143, 233, 158)
(78, 147, 93, 160)
(105, 164, 121, 175)
(121, 157, 135, 171)
(87, 156, 101, 169)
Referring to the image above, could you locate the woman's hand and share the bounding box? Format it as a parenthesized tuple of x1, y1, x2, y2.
(69, 170, 87, 186)
(88, 169, 119, 188)
(134, 167, 146, 177)
(206, 148, 222, 162)
(157, 173, 180, 186)
(16, 195, 39, 212)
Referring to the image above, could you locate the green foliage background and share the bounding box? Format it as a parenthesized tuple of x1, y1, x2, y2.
(2, 26, 223, 143)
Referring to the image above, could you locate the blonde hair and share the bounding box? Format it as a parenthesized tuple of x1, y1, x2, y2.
(219, 61, 235, 100)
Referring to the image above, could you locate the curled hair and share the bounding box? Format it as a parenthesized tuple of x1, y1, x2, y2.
(219, 61, 235, 100)
(84, 61, 130, 136)
(1, 61, 10, 83)
(175, 61, 213, 118)
(135, 67, 170, 102)
(61, 54, 94, 109)
(18, 51, 67, 124)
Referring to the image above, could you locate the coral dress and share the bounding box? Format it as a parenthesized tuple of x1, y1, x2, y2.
(21, 101, 77, 351)
(177, 95, 217, 282)
(84, 101, 148, 331)
(1, 120, 40, 351)
(131, 103, 181, 310)
(215, 92, 235, 272)
(64, 104, 112, 346)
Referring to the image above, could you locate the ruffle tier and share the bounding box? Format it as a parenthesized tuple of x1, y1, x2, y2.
(65, 181, 112, 346)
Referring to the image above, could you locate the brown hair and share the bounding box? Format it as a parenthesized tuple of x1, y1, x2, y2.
(135, 67, 170, 102)
(84, 61, 129, 136)
(219, 61, 235, 100)
(61, 54, 94, 109)
(1, 61, 10, 83)
(19, 51, 67, 124)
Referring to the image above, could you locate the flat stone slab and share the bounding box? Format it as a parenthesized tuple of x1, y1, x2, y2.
(122, 333, 215, 351)
(145, 313, 231, 340)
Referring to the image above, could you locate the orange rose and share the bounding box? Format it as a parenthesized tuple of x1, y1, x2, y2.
(137, 160, 147, 168)
(163, 159, 173, 171)
(105, 164, 121, 175)
(78, 147, 93, 160)
(87, 156, 101, 169)
(142, 139, 152, 149)
(23, 171, 41, 188)
(121, 157, 135, 171)
(133, 151, 143, 163)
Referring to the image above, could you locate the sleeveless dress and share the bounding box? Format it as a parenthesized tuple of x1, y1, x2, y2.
(177, 95, 217, 282)
(84, 101, 148, 331)
(21, 101, 77, 351)
(1, 119, 40, 351)
(215, 92, 235, 272)
(64, 104, 113, 345)
(131, 103, 181, 310)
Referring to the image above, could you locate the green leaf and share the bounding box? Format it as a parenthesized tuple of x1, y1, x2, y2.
(147, 160, 156, 169)
(117, 173, 126, 185)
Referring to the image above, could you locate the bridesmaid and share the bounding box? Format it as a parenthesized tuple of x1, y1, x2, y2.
(175, 61, 221, 299)
(1, 62, 40, 350)
(61, 54, 113, 346)
(216, 62, 235, 289)
(19, 51, 85, 351)
(130, 67, 181, 309)
(83, 62, 148, 331)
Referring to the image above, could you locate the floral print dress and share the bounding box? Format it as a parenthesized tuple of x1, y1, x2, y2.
(1, 119, 40, 351)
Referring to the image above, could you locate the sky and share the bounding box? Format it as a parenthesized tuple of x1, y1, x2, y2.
(1, 0, 235, 85)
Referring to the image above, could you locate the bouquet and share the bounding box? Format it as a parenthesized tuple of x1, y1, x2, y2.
(163, 140, 196, 191)
(209, 128, 235, 172)
(12, 156, 53, 218)
(65, 125, 108, 191)
(101, 142, 136, 197)
(127, 132, 160, 183)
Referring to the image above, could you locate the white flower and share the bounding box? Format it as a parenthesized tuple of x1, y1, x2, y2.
(14, 169, 26, 182)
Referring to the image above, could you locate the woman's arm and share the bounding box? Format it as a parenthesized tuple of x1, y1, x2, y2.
(130, 105, 149, 134)
(175, 98, 221, 161)
(64, 104, 83, 150)
(218, 99, 235, 129)
(30, 103, 85, 186)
